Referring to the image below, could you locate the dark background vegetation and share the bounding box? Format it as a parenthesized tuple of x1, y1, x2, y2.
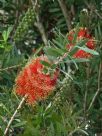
(0, 0, 102, 136)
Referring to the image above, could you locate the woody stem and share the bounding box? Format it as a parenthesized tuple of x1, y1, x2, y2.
(4, 95, 27, 136)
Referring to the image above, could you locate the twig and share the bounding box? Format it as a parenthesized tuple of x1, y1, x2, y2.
(88, 63, 102, 111)
(96, 132, 102, 136)
(55, 52, 68, 65)
(4, 95, 27, 136)
(31, 0, 48, 46)
(34, 20, 48, 46)
(30, 0, 38, 8)
(10, 0, 20, 40)
(84, 0, 102, 19)
(71, 4, 75, 16)
(94, 11, 102, 20)
(0, 64, 22, 72)
(57, 0, 72, 31)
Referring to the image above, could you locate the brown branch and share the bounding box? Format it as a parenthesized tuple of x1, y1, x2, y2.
(96, 133, 102, 136)
(34, 18, 48, 46)
(71, 4, 75, 16)
(84, 0, 102, 19)
(4, 95, 27, 136)
(31, 0, 48, 46)
(57, 0, 72, 31)
(10, 0, 21, 39)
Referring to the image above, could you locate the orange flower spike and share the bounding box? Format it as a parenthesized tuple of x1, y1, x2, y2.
(15, 56, 58, 104)
(78, 27, 87, 37)
(67, 27, 95, 58)
(86, 38, 95, 49)
(73, 50, 91, 58)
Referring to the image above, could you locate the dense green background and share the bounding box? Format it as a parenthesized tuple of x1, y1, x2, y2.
(0, 0, 102, 136)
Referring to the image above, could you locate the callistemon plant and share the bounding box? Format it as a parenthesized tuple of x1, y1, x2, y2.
(15, 55, 59, 104)
(67, 27, 95, 58)
(4, 55, 59, 135)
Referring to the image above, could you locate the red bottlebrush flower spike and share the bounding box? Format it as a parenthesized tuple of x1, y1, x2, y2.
(15, 56, 58, 104)
(67, 27, 95, 58)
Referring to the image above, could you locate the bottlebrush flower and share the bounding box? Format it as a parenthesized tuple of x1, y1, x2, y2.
(15, 56, 58, 104)
(66, 27, 95, 58)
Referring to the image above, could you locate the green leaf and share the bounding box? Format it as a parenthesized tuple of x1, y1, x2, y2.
(53, 28, 69, 48)
(51, 64, 57, 69)
(0, 128, 3, 136)
(76, 46, 99, 55)
(62, 58, 89, 63)
(72, 58, 89, 63)
(77, 129, 89, 136)
(13, 121, 27, 128)
(44, 47, 65, 58)
(69, 39, 87, 56)
(98, 23, 102, 39)
(49, 8, 60, 13)
(53, 39, 63, 48)
(45, 102, 52, 112)
(0, 44, 4, 48)
(2, 27, 12, 42)
(40, 60, 51, 67)
(95, 28, 98, 40)
(33, 46, 43, 56)
(5, 44, 12, 52)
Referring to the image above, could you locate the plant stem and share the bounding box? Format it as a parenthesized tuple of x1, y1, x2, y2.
(0, 64, 22, 72)
(88, 63, 102, 111)
(83, 63, 90, 118)
(31, 0, 48, 46)
(34, 19, 48, 46)
(84, 0, 102, 19)
(4, 95, 27, 136)
(57, 0, 72, 31)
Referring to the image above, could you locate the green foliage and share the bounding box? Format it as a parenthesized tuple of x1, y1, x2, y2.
(0, 0, 102, 136)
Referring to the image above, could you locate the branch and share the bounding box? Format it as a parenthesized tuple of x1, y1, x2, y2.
(0, 64, 22, 72)
(31, 0, 48, 46)
(96, 133, 102, 136)
(10, 0, 20, 40)
(71, 4, 75, 16)
(4, 95, 27, 136)
(88, 63, 102, 111)
(84, 0, 102, 19)
(57, 0, 72, 31)
(34, 18, 48, 46)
